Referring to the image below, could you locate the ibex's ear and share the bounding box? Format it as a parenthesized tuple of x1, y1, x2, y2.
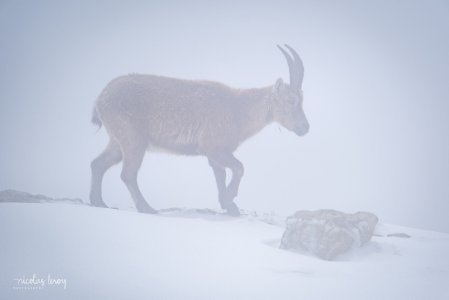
(272, 78, 284, 94)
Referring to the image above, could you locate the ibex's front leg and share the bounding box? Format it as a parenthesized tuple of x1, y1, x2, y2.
(208, 153, 244, 216)
(208, 159, 227, 210)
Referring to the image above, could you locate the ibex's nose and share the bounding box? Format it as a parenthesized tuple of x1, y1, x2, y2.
(295, 122, 309, 136)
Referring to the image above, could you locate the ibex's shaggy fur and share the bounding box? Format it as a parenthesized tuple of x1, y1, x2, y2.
(90, 45, 309, 216)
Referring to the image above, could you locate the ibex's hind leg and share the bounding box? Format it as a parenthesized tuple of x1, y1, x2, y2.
(120, 141, 157, 214)
(90, 139, 122, 208)
(207, 153, 244, 216)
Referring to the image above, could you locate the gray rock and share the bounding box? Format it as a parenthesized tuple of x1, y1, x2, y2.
(280, 209, 378, 260)
(387, 232, 411, 238)
(0, 189, 84, 205)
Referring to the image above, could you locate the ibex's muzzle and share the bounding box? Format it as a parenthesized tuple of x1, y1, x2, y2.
(294, 122, 310, 136)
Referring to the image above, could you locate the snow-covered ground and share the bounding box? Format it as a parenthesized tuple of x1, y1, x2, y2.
(1, 202, 449, 300)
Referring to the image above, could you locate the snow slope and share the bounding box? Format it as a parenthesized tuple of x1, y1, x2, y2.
(1, 202, 449, 300)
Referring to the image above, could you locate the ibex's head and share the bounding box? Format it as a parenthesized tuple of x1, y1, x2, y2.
(272, 44, 309, 136)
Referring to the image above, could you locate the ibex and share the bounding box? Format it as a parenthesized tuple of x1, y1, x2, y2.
(90, 44, 309, 216)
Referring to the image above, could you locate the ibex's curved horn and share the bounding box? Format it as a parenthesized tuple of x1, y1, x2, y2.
(277, 45, 297, 88)
(284, 44, 304, 88)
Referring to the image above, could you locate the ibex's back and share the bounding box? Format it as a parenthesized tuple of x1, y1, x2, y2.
(90, 45, 309, 216)
(95, 74, 267, 155)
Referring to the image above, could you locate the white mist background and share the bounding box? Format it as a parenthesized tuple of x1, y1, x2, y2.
(0, 0, 448, 232)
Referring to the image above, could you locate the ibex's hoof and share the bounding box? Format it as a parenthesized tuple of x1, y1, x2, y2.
(224, 202, 241, 217)
(91, 201, 108, 208)
(136, 203, 158, 214)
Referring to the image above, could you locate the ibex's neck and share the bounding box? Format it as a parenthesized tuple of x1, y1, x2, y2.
(237, 86, 274, 143)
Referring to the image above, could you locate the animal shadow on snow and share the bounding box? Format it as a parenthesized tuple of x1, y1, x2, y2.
(156, 207, 240, 222)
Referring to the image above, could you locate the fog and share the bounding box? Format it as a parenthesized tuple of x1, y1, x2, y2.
(1, 0, 448, 232)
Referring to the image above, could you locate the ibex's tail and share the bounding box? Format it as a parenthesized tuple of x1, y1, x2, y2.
(91, 106, 102, 129)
